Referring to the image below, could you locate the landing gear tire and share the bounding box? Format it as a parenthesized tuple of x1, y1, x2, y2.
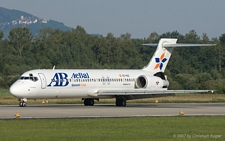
(116, 97, 126, 106)
(84, 98, 94, 106)
(19, 102, 26, 107)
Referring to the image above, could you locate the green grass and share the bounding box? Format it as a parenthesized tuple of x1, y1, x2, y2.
(0, 89, 11, 95)
(0, 117, 224, 141)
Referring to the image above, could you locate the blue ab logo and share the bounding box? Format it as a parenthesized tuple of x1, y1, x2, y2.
(47, 73, 69, 87)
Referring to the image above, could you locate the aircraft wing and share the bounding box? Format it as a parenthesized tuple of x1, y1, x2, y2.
(98, 89, 211, 95)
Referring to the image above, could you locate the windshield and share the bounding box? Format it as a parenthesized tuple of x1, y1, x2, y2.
(19, 76, 38, 82)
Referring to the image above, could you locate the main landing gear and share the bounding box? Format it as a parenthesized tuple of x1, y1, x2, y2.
(18, 98, 27, 107)
(83, 97, 126, 106)
(116, 96, 126, 106)
(83, 98, 94, 106)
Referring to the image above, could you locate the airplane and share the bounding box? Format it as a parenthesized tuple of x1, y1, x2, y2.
(9, 38, 215, 107)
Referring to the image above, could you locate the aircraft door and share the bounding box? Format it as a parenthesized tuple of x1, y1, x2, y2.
(38, 73, 47, 89)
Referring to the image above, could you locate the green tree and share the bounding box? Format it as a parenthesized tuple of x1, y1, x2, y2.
(0, 31, 4, 39)
(146, 32, 159, 43)
(8, 27, 32, 56)
(175, 74, 197, 89)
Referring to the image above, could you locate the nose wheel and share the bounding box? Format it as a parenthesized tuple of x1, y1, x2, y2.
(18, 98, 27, 107)
(19, 102, 26, 107)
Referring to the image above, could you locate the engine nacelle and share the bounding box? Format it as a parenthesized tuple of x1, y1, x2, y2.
(135, 75, 169, 89)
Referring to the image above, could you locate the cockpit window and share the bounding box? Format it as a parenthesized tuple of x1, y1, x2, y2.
(19, 76, 38, 82)
(20, 76, 25, 79)
(34, 77, 38, 81)
(24, 77, 30, 80)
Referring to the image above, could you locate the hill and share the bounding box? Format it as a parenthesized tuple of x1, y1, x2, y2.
(0, 7, 71, 38)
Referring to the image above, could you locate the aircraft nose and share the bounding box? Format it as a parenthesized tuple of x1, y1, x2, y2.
(10, 83, 21, 97)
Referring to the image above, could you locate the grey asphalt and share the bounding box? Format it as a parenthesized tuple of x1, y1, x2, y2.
(0, 103, 225, 119)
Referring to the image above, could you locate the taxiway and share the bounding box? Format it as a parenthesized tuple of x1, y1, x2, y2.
(0, 103, 225, 119)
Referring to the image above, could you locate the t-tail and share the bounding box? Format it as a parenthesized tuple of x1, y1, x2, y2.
(142, 38, 216, 73)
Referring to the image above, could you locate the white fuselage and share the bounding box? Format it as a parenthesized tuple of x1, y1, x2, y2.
(10, 69, 166, 99)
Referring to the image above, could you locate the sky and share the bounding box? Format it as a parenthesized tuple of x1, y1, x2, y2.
(1, 0, 225, 39)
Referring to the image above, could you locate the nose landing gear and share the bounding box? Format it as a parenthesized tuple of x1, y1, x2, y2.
(18, 98, 27, 107)
(19, 102, 26, 107)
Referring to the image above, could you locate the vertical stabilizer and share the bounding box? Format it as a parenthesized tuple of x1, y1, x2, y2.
(142, 38, 177, 72)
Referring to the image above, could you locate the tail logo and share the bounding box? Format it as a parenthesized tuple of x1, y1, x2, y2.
(154, 53, 167, 70)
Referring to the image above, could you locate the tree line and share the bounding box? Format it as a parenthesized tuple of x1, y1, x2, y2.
(1, 26, 225, 93)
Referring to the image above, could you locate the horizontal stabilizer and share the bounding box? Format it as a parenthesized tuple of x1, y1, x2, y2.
(142, 43, 158, 46)
(142, 43, 216, 47)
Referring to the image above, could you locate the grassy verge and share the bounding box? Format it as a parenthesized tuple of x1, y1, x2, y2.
(0, 117, 224, 141)
(1, 89, 225, 105)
